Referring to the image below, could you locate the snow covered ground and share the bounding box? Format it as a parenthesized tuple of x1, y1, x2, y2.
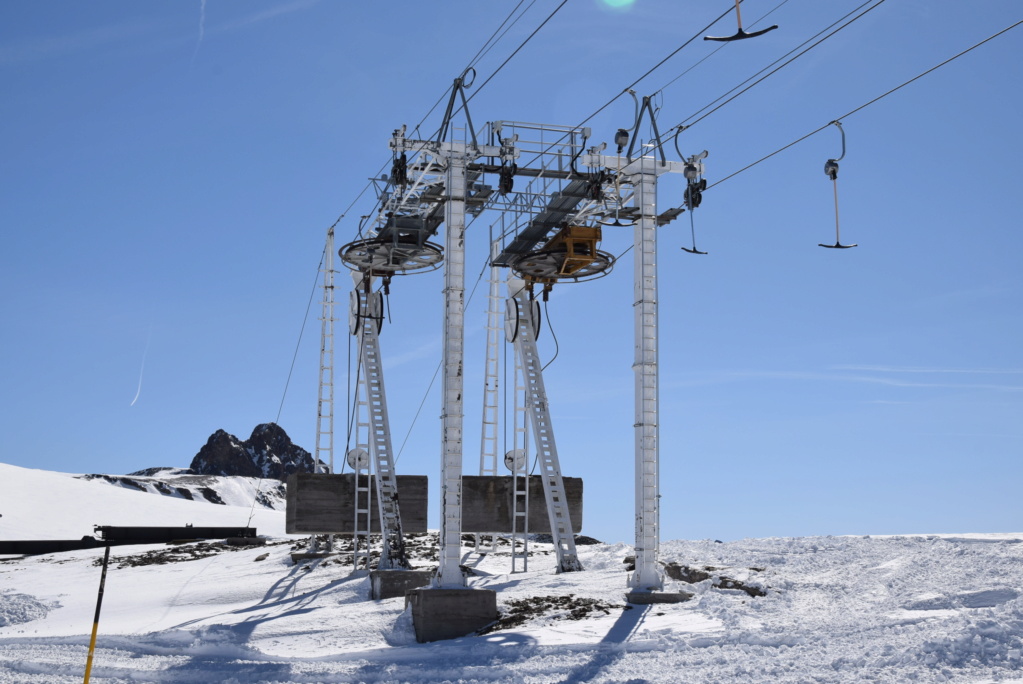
(1, 463, 1022, 683)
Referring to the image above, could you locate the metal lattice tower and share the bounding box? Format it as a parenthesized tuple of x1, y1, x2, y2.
(315, 227, 336, 475)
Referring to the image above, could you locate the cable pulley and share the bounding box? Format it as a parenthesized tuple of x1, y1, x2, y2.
(680, 150, 709, 255)
(705, 0, 779, 42)
(391, 152, 408, 187)
(499, 162, 516, 195)
(819, 121, 857, 249)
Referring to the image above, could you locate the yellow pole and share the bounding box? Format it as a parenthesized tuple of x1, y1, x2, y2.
(83, 545, 111, 684)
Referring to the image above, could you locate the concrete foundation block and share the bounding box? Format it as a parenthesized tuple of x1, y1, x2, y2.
(461, 475, 583, 534)
(625, 590, 694, 605)
(226, 536, 267, 546)
(370, 569, 434, 600)
(407, 588, 498, 642)
(286, 473, 428, 534)
(290, 552, 333, 564)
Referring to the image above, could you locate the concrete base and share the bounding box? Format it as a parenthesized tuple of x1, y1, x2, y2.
(625, 590, 694, 605)
(226, 536, 267, 546)
(290, 552, 333, 563)
(370, 569, 434, 600)
(407, 588, 498, 643)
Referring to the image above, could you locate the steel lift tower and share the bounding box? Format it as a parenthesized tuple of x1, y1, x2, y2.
(346, 82, 699, 634)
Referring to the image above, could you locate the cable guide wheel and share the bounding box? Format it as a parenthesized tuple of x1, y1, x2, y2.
(339, 236, 443, 276)
(510, 224, 615, 295)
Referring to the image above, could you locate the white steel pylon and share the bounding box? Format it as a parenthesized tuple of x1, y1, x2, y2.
(630, 162, 663, 591)
(507, 278, 582, 573)
(384, 125, 503, 588)
(572, 143, 688, 593)
(349, 272, 410, 570)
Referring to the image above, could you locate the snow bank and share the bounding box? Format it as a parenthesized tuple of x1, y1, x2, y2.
(0, 463, 287, 541)
(0, 463, 1021, 682)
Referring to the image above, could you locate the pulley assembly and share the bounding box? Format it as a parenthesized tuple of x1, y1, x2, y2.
(510, 224, 616, 298)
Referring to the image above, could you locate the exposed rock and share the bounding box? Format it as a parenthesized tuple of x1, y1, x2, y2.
(663, 562, 768, 598)
(128, 467, 190, 477)
(189, 423, 318, 481)
(532, 534, 603, 545)
(478, 595, 623, 635)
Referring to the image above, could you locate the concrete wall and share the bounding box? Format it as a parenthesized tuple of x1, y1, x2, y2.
(285, 473, 428, 534)
(461, 475, 583, 534)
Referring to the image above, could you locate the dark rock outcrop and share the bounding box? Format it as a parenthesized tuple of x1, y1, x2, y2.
(189, 423, 317, 481)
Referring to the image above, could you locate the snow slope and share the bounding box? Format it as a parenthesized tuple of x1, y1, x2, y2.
(1, 464, 1022, 683)
(0, 463, 286, 540)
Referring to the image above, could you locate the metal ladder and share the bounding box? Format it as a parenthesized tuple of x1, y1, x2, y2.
(510, 335, 530, 573)
(353, 274, 409, 570)
(509, 282, 582, 573)
(351, 333, 372, 572)
(475, 241, 503, 555)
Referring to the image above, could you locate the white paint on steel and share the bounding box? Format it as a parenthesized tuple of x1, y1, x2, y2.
(508, 277, 582, 573)
(438, 142, 470, 588)
(352, 272, 408, 570)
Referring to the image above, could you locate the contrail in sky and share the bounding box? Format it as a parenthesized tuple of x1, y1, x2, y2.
(191, 0, 207, 65)
(130, 325, 153, 407)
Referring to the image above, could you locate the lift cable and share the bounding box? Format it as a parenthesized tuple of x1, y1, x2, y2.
(513, 1, 740, 173)
(243, 244, 326, 526)
(606, 18, 1023, 357)
(573, 2, 738, 126)
(329, 0, 550, 246)
(540, 298, 560, 372)
(390, 1, 757, 473)
(465, 0, 569, 108)
(342, 335, 364, 474)
(671, 0, 879, 128)
(423, 0, 569, 143)
(275, 249, 326, 426)
(670, 0, 887, 135)
(413, 0, 536, 139)
(655, 0, 791, 96)
(706, 16, 1023, 193)
(468, 0, 536, 70)
(392, 201, 499, 465)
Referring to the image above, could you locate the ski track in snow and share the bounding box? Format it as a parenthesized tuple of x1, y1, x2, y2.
(1, 466, 1022, 682)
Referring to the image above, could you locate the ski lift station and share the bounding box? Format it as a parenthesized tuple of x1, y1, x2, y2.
(284, 8, 865, 641)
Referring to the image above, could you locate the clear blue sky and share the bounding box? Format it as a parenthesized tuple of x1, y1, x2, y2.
(2, 1, 1020, 543)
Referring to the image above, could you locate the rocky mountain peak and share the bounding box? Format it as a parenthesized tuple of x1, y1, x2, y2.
(189, 423, 317, 480)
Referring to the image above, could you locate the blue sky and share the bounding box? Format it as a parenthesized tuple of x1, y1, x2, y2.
(1, 0, 1020, 543)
